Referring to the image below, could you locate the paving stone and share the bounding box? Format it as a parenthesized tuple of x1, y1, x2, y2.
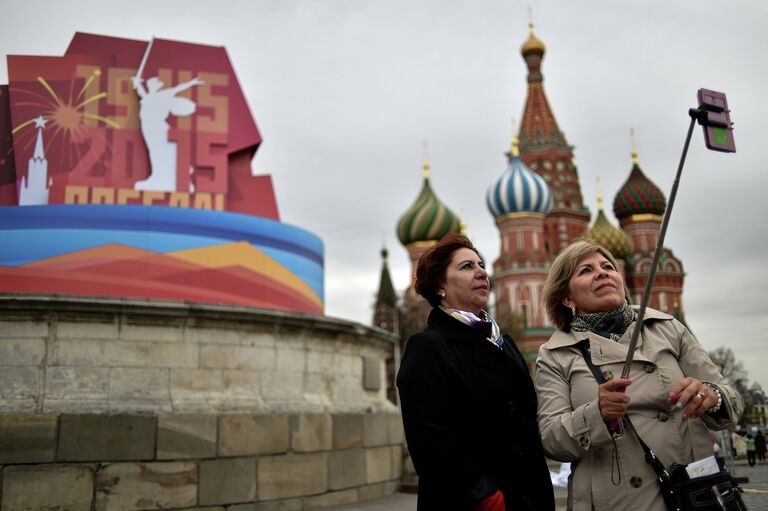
(328, 448, 366, 490)
(58, 414, 156, 461)
(258, 453, 327, 500)
(158, 414, 217, 460)
(365, 447, 391, 484)
(0, 414, 57, 463)
(303, 489, 358, 508)
(199, 457, 256, 505)
(219, 415, 289, 456)
(94, 462, 197, 511)
(333, 414, 363, 449)
(362, 414, 388, 447)
(291, 414, 332, 453)
(2, 464, 93, 511)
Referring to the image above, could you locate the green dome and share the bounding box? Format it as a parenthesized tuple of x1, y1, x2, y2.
(397, 174, 460, 247)
(613, 158, 666, 220)
(583, 208, 633, 261)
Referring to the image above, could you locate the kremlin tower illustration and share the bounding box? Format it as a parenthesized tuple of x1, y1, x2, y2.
(18, 116, 51, 206)
(375, 23, 686, 369)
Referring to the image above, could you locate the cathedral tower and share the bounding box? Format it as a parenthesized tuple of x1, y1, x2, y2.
(518, 23, 590, 253)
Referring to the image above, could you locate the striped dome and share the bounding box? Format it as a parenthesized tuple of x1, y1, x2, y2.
(397, 176, 460, 247)
(584, 208, 633, 260)
(486, 155, 553, 219)
(613, 160, 666, 220)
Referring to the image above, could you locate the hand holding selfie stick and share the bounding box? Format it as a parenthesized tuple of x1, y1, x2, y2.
(607, 89, 735, 433)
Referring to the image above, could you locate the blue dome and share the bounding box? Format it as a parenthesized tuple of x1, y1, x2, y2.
(486, 155, 553, 218)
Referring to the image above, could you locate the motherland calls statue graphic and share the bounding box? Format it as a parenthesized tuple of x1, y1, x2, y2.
(132, 39, 203, 192)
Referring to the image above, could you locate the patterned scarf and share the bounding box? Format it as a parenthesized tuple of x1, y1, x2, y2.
(439, 305, 504, 348)
(570, 301, 637, 342)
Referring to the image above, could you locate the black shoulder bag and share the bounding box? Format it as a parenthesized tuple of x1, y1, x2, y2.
(577, 342, 747, 511)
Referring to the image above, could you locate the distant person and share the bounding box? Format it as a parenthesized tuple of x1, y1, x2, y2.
(397, 234, 555, 510)
(535, 240, 743, 510)
(756, 430, 767, 463)
(746, 434, 756, 466)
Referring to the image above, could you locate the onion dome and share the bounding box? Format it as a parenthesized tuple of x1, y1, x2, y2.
(397, 156, 461, 247)
(521, 22, 546, 57)
(486, 138, 553, 219)
(613, 147, 666, 220)
(584, 186, 633, 260)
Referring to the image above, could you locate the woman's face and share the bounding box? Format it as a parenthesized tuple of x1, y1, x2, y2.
(563, 251, 625, 314)
(439, 247, 489, 315)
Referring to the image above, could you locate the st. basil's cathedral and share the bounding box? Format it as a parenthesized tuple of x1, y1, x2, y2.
(374, 23, 686, 370)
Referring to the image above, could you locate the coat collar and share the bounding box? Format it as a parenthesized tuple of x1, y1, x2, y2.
(545, 306, 673, 350)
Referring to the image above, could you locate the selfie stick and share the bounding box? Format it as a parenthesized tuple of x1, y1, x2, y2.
(620, 92, 734, 379)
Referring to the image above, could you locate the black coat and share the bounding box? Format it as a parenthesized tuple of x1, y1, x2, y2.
(397, 308, 555, 511)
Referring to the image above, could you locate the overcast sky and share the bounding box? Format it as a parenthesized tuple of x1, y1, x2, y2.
(2, 0, 767, 390)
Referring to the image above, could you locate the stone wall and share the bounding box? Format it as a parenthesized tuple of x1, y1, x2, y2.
(0, 296, 404, 509)
(0, 411, 404, 510)
(0, 295, 398, 414)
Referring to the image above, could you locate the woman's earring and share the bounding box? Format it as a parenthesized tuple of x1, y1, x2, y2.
(571, 305, 577, 316)
(438, 291, 446, 298)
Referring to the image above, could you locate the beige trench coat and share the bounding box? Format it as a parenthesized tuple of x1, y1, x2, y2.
(536, 308, 743, 511)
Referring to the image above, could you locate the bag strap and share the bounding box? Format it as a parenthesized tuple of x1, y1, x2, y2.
(576, 342, 673, 484)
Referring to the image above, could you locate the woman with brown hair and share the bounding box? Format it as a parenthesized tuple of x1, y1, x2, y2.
(397, 233, 554, 511)
(535, 240, 743, 510)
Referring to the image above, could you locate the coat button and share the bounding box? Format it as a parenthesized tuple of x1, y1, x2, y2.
(630, 476, 643, 488)
(644, 364, 656, 373)
(602, 370, 614, 381)
(578, 434, 591, 449)
(657, 411, 669, 422)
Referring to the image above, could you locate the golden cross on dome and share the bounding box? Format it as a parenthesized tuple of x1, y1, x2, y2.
(422, 140, 430, 179)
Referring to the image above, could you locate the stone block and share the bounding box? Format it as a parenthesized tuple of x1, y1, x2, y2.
(390, 445, 403, 479)
(55, 339, 106, 366)
(328, 448, 366, 490)
(106, 342, 198, 368)
(306, 351, 333, 373)
(2, 465, 93, 511)
(0, 320, 48, 338)
(388, 414, 404, 444)
(157, 414, 217, 460)
(120, 322, 184, 343)
(357, 482, 388, 501)
(333, 414, 363, 449)
(221, 370, 264, 399)
(57, 320, 118, 340)
(303, 489, 358, 508)
(365, 446, 391, 484)
(260, 370, 303, 401)
(185, 327, 274, 347)
(291, 414, 331, 453)
(219, 415, 289, 456)
(0, 414, 57, 463)
(0, 366, 39, 400)
(172, 368, 224, 393)
(257, 453, 327, 500)
(58, 414, 156, 461)
(362, 356, 380, 391)
(0, 338, 45, 366)
(363, 414, 388, 447)
(95, 462, 197, 511)
(109, 367, 169, 401)
(0, 398, 37, 414)
(199, 457, 256, 506)
(201, 345, 275, 371)
(275, 348, 305, 372)
(46, 367, 109, 401)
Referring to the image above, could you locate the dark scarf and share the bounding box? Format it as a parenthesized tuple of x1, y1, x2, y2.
(570, 301, 637, 341)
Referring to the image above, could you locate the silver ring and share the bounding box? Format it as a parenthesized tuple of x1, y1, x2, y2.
(696, 392, 706, 401)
